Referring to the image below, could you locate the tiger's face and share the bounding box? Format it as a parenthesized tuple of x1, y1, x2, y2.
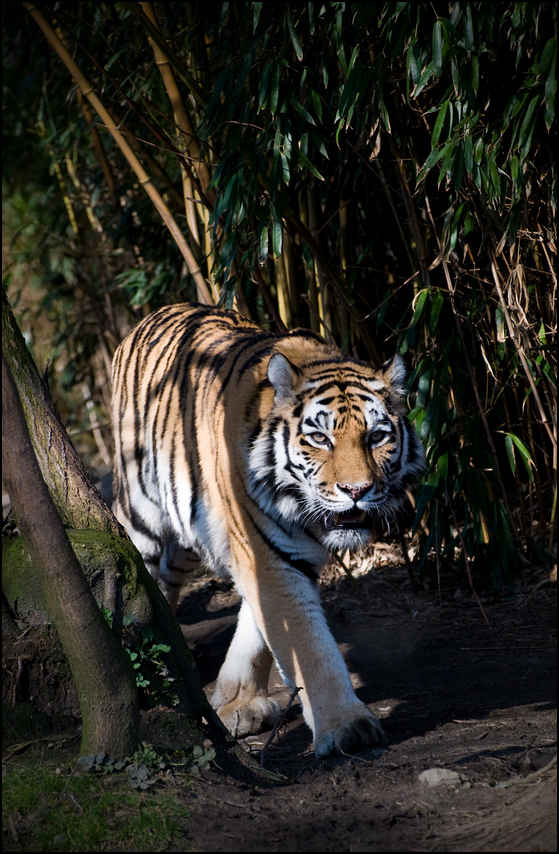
(250, 349, 424, 552)
(293, 378, 407, 549)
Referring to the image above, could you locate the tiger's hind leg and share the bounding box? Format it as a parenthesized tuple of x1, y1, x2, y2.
(211, 599, 280, 738)
(159, 539, 201, 612)
(112, 498, 199, 612)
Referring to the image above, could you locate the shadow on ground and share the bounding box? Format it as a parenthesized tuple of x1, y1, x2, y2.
(175, 563, 557, 852)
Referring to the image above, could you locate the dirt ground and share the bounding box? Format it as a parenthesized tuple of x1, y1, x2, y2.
(3, 545, 556, 852)
(139, 550, 557, 853)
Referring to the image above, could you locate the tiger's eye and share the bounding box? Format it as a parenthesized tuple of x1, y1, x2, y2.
(311, 432, 330, 446)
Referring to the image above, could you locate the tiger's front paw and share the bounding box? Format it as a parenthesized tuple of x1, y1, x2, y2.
(214, 696, 281, 739)
(314, 705, 386, 759)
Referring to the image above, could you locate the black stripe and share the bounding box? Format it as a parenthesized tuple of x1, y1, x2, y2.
(246, 510, 319, 582)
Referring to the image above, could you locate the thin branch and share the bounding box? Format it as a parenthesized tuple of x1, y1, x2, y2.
(445, 490, 490, 628)
(260, 687, 302, 767)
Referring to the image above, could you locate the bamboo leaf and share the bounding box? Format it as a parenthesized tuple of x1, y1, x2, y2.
(258, 62, 272, 112)
(280, 152, 290, 184)
(505, 433, 516, 475)
(270, 62, 280, 113)
(417, 144, 446, 182)
(380, 98, 391, 133)
(510, 154, 520, 186)
(347, 46, 360, 75)
(311, 89, 323, 122)
(297, 148, 324, 181)
(518, 94, 540, 156)
(509, 433, 535, 482)
(433, 22, 444, 79)
(412, 288, 430, 325)
(471, 54, 479, 92)
(412, 472, 440, 536)
(503, 432, 535, 481)
(537, 38, 556, 76)
(464, 132, 473, 172)
(430, 291, 444, 332)
(544, 49, 556, 129)
(286, 10, 303, 61)
(271, 214, 283, 258)
(290, 97, 315, 125)
(464, 3, 474, 52)
(258, 221, 269, 265)
(437, 451, 449, 485)
(412, 62, 434, 98)
(438, 139, 456, 185)
(439, 16, 462, 40)
(432, 100, 449, 146)
(407, 39, 421, 85)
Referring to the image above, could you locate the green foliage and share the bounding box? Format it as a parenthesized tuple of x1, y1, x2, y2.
(2, 2, 556, 589)
(77, 751, 127, 775)
(76, 740, 216, 785)
(98, 605, 179, 708)
(187, 743, 217, 776)
(123, 622, 179, 708)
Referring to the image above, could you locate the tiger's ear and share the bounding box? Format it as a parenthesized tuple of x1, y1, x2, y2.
(380, 354, 407, 396)
(267, 353, 298, 401)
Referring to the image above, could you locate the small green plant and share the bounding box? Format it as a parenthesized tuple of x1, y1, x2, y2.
(99, 605, 180, 708)
(76, 751, 126, 774)
(77, 742, 164, 790)
(125, 624, 179, 708)
(127, 763, 158, 790)
(188, 743, 216, 776)
(76, 740, 216, 789)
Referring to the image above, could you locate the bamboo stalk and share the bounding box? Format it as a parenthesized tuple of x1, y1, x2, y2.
(525, 396, 549, 538)
(25, 2, 213, 305)
(252, 267, 287, 333)
(501, 393, 529, 535)
(307, 188, 333, 337)
(298, 190, 320, 334)
(282, 228, 301, 327)
(56, 12, 207, 218)
(488, 247, 556, 452)
(445, 490, 490, 627)
(65, 155, 103, 233)
(274, 251, 292, 328)
(338, 198, 350, 349)
(141, 2, 203, 269)
(286, 207, 382, 363)
(78, 94, 116, 197)
(135, 3, 214, 200)
(442, 259, 513, 519)
(388, 137, 431, 291)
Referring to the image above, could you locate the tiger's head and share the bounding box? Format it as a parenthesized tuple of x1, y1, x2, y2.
(248, 341, 426, 552)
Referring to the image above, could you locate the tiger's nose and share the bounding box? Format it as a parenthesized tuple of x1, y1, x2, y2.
(336, 482, 374, 502)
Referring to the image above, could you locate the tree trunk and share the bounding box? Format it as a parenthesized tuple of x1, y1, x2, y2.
(3, 353, 139, 758)
(2, 292, 229, 752)
(2, 290, 122, 534)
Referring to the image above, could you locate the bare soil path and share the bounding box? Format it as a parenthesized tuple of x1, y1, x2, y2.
(151, 560, 557, 852)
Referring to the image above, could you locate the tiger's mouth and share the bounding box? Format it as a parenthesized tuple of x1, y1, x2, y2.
(323, 509, 372, 531)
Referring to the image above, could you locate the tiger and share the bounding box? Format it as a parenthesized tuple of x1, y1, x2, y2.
(111, 303, 425, 758)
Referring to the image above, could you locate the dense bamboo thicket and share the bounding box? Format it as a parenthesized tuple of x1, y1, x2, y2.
(3, 3, 556, 588)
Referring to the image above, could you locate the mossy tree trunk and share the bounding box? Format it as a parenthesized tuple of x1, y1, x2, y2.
(2, 290, 122, 534)
(3, 352, 139, 757)
(2, 292, 228, 757)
